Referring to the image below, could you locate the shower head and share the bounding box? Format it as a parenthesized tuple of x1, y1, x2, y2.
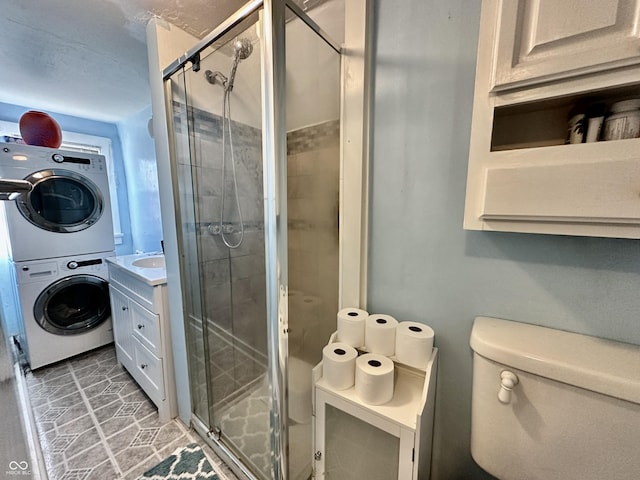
(226, 38, 253, 92)
(204, 38, 253, 92)
(233, 38, 253, 61)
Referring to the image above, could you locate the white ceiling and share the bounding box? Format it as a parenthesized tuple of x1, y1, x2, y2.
(0, 0, 243, 123)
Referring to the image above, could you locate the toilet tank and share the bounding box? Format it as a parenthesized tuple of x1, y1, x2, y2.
(470, 317, 640, 480)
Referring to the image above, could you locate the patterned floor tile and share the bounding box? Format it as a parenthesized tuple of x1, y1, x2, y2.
(130, 428, 161, 447)
(89, 459, 120, 480)
(65, 442, 109, 471)
(49, 391, 84, 409)
(38, 406, 69, 422)
(104, 423, 139, 454)
(100, 415, 137, 438)
(115, 444, 156, 473)
(114, 400, 142, 417)
(49, 434, 79, 453)
(119, 454, 163, 480)
(56, 414, 94, 436)
(26, 344, 239, 480)
(53, 403, 89, 427)
(63, 427, 102, 460)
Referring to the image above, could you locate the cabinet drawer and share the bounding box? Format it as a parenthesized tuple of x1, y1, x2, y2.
(130, 301, 161, 356)
(108, 266, 156, 312)
(133, 338, 164, 403)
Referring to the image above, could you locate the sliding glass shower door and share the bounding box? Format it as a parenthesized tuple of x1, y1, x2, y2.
(163, 1, 343, 478)
(168, 10, 271, 478)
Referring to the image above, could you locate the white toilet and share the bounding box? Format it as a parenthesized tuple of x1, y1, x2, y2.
(470, 316, 640, 480)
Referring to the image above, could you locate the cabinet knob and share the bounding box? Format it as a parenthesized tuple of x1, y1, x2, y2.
(140, 363, 148, 369)
(122, 306, 128, 311)
(137, 324, 144, 329)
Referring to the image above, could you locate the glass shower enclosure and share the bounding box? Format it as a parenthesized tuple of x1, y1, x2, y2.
(162, 1, 342, 478)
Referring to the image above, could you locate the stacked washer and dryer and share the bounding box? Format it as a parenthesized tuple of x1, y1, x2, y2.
(0, 143, 115, 370)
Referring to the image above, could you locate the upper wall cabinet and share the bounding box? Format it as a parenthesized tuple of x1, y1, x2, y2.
(493, 0, 640, 91)
(464, 0, 640, 238)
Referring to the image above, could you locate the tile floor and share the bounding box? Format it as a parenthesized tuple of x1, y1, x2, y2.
(26, 344, 239, 480)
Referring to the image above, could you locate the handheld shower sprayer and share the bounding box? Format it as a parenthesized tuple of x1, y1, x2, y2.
(203, 37, 254, 249)
(204, 37, 253, 93)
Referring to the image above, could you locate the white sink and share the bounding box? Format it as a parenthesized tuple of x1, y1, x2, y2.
(132, 255, 165, 269)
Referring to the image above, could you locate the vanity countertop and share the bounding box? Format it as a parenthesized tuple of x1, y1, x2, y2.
(106, 253, 167, 286)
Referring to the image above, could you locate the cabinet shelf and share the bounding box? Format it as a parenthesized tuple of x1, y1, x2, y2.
(491, 84, 640, 152)
(464, 0, 640, 239)
(314, 360, 430, 430)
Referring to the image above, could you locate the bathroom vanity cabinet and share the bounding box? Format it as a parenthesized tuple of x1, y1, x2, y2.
(464, 0, 640, 238)
(107, 256, 177, 423)
(312, 335, 438, 479)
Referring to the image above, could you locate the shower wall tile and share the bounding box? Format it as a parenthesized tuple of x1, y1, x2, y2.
(206, 306, 232, 334)
(287, 119, 340, 365)
(233, 298, 268, 355)
(199, 229, 232, 261)
(193, 166, 223, 197)
(288, 198, 319, 225)
(232, 275, 267, 306)
(229, 230, 265, 258)
(196, 194, 219, 223)
(230, 254, 265, 281)
(176, 162, 194, 199)
(202, 258, 231, 285)
(204, 279, 231, 311)
(287, 119, 339, 156)
(238, 195, 264, 224)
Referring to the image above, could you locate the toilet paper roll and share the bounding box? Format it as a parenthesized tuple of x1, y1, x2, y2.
(395, 321, 434, 369)
(337, 308, 368, 347)
(365, 314, 398, 356)
(322, 342, 358, 390)
(355, 353, 395, 405)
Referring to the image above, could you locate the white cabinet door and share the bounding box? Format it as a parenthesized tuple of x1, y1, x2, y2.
(110, 286, 134, 365)
(492, 0, 640, 91)
(314, 389, 414, 479)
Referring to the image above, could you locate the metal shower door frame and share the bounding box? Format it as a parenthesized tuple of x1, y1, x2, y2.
(162, 1, 342, 478)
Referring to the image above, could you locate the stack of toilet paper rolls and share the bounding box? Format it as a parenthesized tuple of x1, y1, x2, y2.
(325, 308, 435, 405)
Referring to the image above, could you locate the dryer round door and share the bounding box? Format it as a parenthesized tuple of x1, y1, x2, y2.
(34, 274, 111, 335)
(17, 169, 104, 233)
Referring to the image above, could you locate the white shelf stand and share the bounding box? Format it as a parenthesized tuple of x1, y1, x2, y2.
(312, 333, 438, 479)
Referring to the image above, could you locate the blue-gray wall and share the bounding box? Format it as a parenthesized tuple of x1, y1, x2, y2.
(0, 101, 133, 255)
(117, 105, 163, 254)
(368, 1, 640, 478)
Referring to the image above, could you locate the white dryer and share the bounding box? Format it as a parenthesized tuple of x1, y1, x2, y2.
(14, 252, 114, 370)
(0, 143, 115, 261)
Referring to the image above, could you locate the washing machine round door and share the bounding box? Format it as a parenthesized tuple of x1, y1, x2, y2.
(17, 169, 104, 233)
(34, 275, 110, 335)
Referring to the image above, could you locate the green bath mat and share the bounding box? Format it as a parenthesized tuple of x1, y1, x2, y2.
(140, 443, 218, 480)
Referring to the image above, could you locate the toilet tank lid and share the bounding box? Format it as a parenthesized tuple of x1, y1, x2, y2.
(470, 317, 640, 404)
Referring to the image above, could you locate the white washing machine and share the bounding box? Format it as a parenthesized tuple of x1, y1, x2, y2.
(0, 143, 115, 261)
(14, 251, 115, 370)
